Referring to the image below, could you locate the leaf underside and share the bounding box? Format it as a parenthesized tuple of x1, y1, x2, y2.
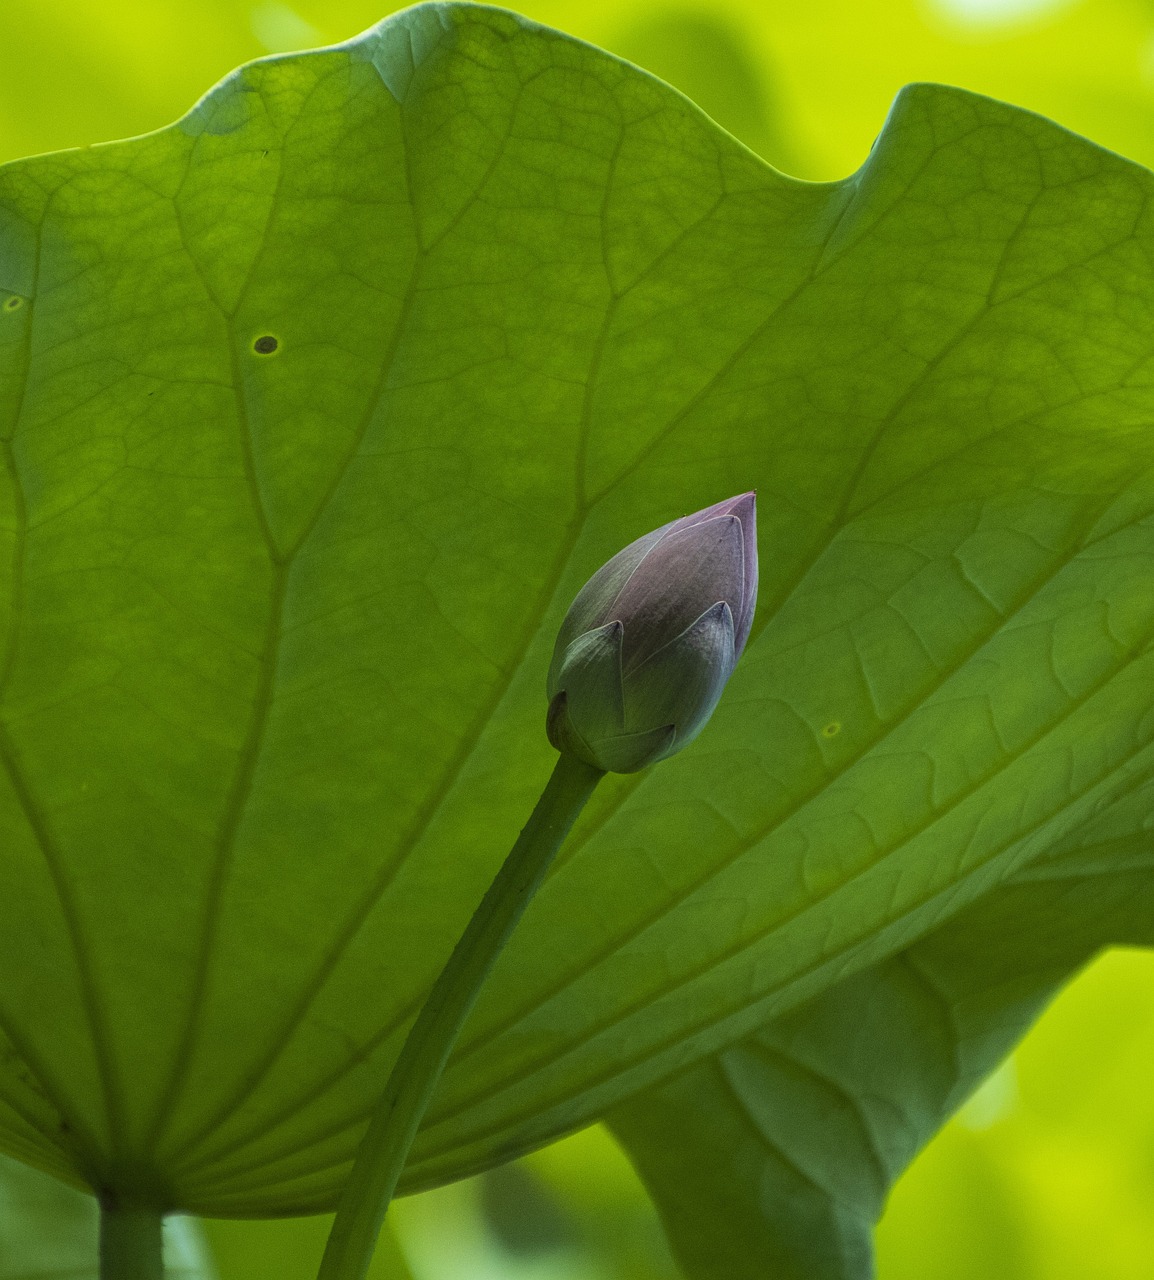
(609, 789, 1154, 1279)
(1, 0, 1153, 1221)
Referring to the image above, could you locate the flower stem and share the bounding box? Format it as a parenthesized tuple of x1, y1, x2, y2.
(317, 752, 604, 1280)
(99, 1205, 164, 1280)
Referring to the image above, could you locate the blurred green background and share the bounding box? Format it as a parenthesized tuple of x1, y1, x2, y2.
(9, 0, 1154, 179)
(4, 0, 1154, 1275)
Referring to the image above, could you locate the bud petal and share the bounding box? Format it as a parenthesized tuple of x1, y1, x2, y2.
(624, 600, 735, 750)
(552, 621, 624, 746)
(546, 527, 668, 696)
(546, 493, 757, 773)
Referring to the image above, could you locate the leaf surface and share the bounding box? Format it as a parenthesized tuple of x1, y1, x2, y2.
(608, 794, 1154, 1278)
(2, 1, 1154, 1216)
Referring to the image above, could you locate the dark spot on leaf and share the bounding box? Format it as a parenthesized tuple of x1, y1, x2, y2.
(822, 721, 841, 738)
(3, 296, 22, 311)
(253, 335, 279, 355)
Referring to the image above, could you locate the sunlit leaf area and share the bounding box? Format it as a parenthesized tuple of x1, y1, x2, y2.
(4, 0, 1154, 1276)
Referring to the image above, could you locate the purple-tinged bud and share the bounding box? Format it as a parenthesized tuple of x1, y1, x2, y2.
(546, 493, 757, 773)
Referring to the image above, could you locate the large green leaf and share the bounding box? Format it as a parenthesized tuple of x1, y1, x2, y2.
(608, 786, 1154, 1278)
(4, 0, 1154, 1220)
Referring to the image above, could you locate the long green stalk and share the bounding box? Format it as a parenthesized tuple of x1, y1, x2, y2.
(317, 751, 604, 1280)
(99, 1205, 164, 1280)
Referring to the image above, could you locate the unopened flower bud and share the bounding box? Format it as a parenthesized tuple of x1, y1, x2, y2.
(546, 493, 757, 773)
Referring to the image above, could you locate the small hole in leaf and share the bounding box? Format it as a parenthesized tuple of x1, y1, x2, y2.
(822, 721, 841, 738)
(3, 296, 23, 311)
(253, 334, 279, 355)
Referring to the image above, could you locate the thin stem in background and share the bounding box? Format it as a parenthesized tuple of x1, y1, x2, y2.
(99, 1204, 164, 1280)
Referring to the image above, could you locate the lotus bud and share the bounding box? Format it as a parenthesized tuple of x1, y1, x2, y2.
(546, 493, 757, 773)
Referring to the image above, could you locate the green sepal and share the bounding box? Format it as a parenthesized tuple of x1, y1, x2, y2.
(623, 600, 736, 752)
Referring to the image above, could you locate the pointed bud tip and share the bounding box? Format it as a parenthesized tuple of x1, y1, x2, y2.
(723, 491, 756, 527)
(683, 491, 756, 525)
